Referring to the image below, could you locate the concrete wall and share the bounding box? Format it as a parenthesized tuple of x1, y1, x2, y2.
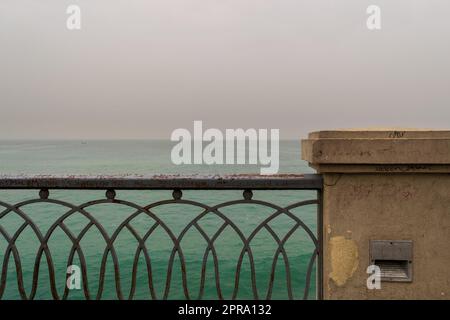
(302, 129, 450, 299)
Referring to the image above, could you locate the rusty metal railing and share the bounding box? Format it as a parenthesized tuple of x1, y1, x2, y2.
(0, 174, 323, 300)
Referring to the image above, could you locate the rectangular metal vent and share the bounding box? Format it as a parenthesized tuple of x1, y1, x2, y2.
(370, 240, 413, 282)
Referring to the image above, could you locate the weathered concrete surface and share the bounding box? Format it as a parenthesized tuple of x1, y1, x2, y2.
(302, 129, 450, 171)
(302, 129, 450, 299)
(329, 236, 359, 287)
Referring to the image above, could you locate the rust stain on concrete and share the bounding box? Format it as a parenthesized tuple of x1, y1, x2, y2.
(329, 236, 358, 286)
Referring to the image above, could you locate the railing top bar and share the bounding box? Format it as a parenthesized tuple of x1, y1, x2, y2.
(0, 174, 322, 190)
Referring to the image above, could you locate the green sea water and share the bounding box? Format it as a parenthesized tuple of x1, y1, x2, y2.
(0, 140, 318, 300)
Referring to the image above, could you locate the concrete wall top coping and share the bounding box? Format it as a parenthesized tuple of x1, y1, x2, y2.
(308, 129, 450, 139)
(302, 129, 450, 172)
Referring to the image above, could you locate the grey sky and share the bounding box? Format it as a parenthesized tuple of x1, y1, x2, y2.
(1, 0, 449, 139)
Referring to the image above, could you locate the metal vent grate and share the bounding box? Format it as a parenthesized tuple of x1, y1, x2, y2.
(370, 240, 413, 282)
(375, 260, 410, 280)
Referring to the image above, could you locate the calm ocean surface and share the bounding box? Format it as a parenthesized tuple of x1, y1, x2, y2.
(0, 140, 318, 300)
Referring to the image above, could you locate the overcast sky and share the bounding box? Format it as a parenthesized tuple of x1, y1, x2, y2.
(0, 0, 449, 139)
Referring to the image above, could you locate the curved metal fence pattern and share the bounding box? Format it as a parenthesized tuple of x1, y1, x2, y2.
(0, 175, 323, 300)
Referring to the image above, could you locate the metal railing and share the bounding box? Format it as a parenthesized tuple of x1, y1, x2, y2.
(0, 174, 323, 300)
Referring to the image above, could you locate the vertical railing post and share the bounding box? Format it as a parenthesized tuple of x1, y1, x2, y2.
(316, 188, 324, 300)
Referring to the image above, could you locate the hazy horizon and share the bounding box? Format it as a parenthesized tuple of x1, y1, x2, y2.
(1, 0, 449, 139)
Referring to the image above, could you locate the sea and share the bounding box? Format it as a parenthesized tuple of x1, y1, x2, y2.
(0, 140, 318, 300)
